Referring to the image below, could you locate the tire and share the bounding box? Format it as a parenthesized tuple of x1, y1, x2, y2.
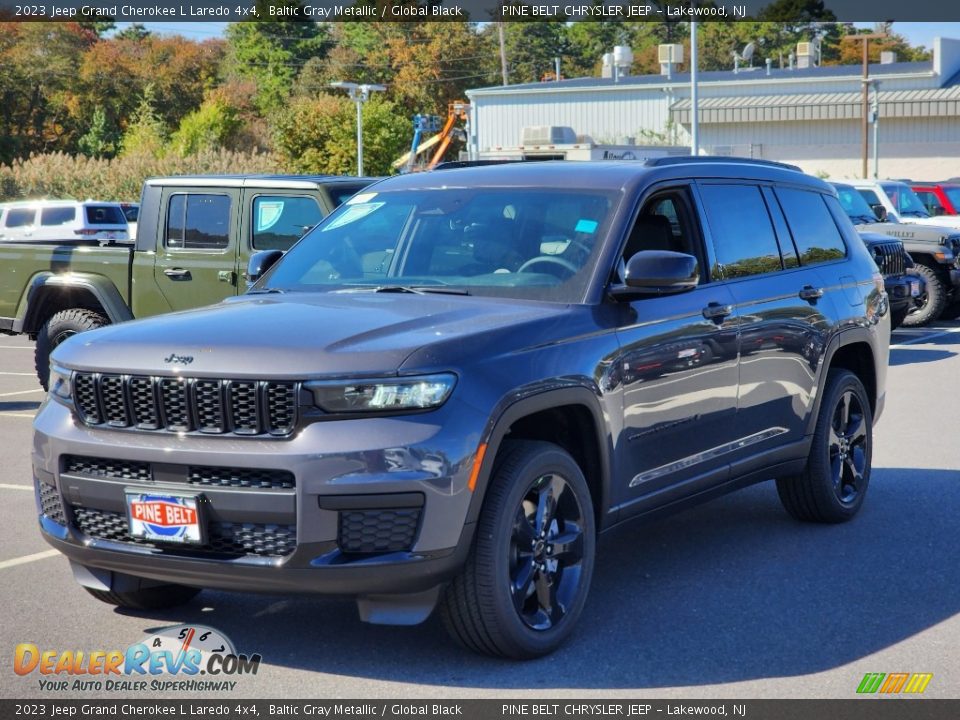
(35, 309, 108, 390)
(900, 264, 946, 327)
(440, 440, 596, 659)
(776, 369, 873, 523)
(85, 584, 200, 611)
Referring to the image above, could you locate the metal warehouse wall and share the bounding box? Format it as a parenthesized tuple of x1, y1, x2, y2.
(698, 118, 960, 179)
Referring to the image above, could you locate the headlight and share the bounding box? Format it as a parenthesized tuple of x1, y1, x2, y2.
(49, 364, 73, 405)
(306, 374, 457, 413)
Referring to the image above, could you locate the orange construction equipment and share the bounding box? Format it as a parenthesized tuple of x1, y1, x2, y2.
(427, 101, 470, 170)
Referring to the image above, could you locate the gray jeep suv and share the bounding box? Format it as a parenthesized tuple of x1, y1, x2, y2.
(34, 160, 889, 658)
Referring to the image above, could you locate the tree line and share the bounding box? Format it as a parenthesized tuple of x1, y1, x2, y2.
(0, 7, 932, 195)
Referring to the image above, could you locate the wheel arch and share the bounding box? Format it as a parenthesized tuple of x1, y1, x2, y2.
(806, 331, 878, 435)
(465, 387, 613, 531)
(14, 273, 131, 335)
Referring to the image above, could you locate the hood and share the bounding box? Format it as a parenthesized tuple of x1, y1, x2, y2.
(856, 230, 904, 247)
(900, 215, 960, 230)
(855, 221, 959, 243)
(52, 292, 572, 378)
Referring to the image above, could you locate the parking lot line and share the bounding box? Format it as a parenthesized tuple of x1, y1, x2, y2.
(890, 325, 960, 349)
(0, 372, 37, 376)
(0, 413, 36, 419)
(0, 550, 59, 571)
(0, 389, 43, 397)
(0, 346, 33, 350)
(0, 483, 32, 491)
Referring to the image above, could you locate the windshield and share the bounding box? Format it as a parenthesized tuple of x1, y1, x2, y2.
(833, 185, 879, 223)
(881, 183, 930, 218)
(944, 187, 960, 211)
(259, 187, 620, 303)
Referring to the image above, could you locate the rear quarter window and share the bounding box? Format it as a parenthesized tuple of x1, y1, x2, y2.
(85, 205, 126, 225)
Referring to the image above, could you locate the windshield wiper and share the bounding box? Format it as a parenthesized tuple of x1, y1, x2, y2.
(374, 285, 471, 296)
(850, 214, 877, 224)
(247, 287, 285, 294)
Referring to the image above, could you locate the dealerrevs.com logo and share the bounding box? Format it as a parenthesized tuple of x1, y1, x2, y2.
(14, 625, 261, 693)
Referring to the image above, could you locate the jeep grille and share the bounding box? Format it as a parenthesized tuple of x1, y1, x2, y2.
(72, 373, 298, 437)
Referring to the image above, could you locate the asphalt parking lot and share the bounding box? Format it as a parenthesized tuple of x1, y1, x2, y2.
(1, 324, 958, 700)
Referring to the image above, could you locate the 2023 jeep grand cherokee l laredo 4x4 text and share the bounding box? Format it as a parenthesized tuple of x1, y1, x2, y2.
(34, 160, 889, 659)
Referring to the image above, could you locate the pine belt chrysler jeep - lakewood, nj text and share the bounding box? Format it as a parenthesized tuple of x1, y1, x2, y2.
(33, 160, 889, 659)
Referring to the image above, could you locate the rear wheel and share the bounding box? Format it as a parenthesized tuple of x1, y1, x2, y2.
(35, 309, 108, 390)
(901, 264, 946, 327)
(776, 369, 872, 523)
(85, 584, 200, 611)
(440, 440, 595, 659)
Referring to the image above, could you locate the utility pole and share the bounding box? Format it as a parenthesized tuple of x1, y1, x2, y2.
(844, 32, 886, 178)
(690, 21, 699, 156)
(498, 22, 509, 86)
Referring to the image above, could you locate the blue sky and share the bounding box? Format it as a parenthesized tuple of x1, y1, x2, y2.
(112, 21, 960, 51)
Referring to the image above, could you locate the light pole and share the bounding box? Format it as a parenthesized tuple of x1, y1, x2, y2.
(867, 79, 880, 178)
(690, 21, 699, 156)
(330, 81, 386, 176)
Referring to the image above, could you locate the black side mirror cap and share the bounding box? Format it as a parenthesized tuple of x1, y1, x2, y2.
(611, 250, 699, 299)
(246, 249, 284, 288)
(871, 204, 888, 222)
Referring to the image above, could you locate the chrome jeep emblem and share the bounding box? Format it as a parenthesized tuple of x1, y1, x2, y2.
(163, 353, 194, 365)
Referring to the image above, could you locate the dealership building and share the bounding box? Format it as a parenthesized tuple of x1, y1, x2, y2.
(465, 37, 960, 180)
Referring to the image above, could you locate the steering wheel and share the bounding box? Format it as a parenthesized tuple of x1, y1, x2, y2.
(517, 255, 579, 277)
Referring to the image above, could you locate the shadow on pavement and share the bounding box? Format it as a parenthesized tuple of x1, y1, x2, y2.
(0, 401, 40, 412)
(117, 467, 960, 689)
(889, 348, 956, 365)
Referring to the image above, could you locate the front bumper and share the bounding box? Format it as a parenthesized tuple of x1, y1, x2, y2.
(32, 397, 487, 599)
(885, 274, 923, 311)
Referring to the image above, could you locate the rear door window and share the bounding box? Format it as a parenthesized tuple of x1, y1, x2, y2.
(41, 206, 77, 226)
(698, 184, 783, 279)
(166, 194, 231, 250)
(774, 188, 846, 266)
(252, 196, 324, 251)
(5, 208, 36, 228)
(85, 205, 126, 225)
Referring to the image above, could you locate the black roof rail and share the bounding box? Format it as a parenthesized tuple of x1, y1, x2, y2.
(643, 156, 802, 172)
(432, 158, 557, 171)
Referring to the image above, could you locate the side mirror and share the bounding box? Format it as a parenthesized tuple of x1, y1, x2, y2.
(246, 249, 284, 288)
(871, 204, 888, 222)
(612, 250, 699, 299)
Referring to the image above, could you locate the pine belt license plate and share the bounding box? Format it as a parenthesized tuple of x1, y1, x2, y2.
(126, 490, 204, 544)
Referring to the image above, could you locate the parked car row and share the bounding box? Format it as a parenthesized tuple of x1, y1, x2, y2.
(834, 179, 960, 327)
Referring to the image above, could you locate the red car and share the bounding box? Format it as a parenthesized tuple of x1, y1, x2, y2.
(912, 183, 960, 216)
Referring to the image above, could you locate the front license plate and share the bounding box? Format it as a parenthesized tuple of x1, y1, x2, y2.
(126, 491, 203, 544)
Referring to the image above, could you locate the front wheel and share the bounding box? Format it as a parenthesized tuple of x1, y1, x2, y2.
(440, 440, 596, 659)
(776, 369, 873, 523)
(35, 309, 109, 390)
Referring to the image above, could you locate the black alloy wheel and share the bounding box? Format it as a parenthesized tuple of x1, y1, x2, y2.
(510, 472, 586, 631)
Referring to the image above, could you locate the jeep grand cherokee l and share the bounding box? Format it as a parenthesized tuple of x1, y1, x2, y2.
(34, 159, 889, 659)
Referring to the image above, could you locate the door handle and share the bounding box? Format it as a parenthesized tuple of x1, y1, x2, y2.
(799, 285, 824, 301)
(163, 268, 192, 281)
(218, 270, 236, 285)
(702, 302, 733, 322)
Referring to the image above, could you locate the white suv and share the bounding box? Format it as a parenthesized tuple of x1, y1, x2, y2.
(0, 200, 129, 242)
(848, 180, 960, 230)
